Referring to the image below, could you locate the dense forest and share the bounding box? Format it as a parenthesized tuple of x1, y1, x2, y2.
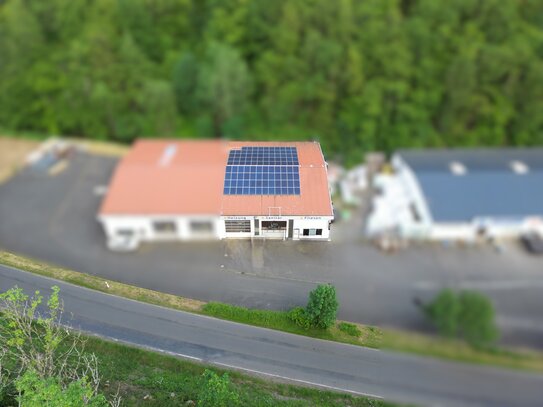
(1, 0, 542, 164)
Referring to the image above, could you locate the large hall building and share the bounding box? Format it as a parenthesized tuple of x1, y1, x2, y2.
(98, 139, 333, 249)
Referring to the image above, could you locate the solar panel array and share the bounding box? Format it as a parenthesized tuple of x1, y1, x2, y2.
(224, 147, 301, 195)
(227, 146, 299, 165)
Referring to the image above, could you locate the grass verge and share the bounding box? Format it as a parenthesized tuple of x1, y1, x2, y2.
(67, 137, 129, 157)
(0, 250, 204, 312)
(202, 302, 382, 348)
(0, 136, 40, 184)
(87, 334, 396, 406)
(382, 328, 543, 372)
(2, 249, 543, 373)
(0, 133, 129, 158)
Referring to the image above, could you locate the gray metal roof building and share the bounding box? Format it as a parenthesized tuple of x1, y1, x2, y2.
(397, 148, 543, 222)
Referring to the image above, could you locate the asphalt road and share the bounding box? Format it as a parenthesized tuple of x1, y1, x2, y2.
(1, 152, 543, 349)
(1, 264, 543, 407)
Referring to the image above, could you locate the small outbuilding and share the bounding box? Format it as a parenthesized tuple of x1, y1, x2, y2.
(98, 139, 333, 249)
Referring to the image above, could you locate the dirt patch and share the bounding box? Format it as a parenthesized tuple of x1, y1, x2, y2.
(67, 138, 129, 157)
(0, 137, 40, 184)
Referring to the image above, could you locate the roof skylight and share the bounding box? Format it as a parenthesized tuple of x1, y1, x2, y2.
(449, 161, 467, 176)
(510, 160, 529, 174)
(159, 144, 177, 167)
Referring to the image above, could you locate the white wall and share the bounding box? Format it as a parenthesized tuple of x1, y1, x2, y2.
(219, 216, 333, 240)
(430, 223, 476, 241)
(291, 217, 332, 240)
(100, 214, 333, 245)
(98, 215, 221, 243)
(392, 154, 433, 227)
(366, 156, 433, 238)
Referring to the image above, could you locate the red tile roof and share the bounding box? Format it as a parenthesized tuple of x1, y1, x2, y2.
(99, 139, 333, 217)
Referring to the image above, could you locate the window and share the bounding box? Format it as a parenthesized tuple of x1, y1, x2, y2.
(303, 229, 322, 236)
(409, 203, 421, 222)
(116, 229, 134, 237)
(303, 229, 309, 236)
(190, 221, 213, 233)
(254, 220, 260, 236)
(225, 220, 251, 233)
(153, 221, 177, 233)
(262, 221, 287, 230)
(316, 229, 322, 236)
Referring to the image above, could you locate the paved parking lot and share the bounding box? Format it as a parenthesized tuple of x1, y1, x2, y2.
(1, 152, 543, 349)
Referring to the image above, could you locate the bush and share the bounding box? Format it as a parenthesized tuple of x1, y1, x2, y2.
(15, 370, 108, 407)
(458, 291, 498, 348)
(338, 322, 361, 337)
(305, 284, 338, 329)
(424, 289, 499, 348)
(287, 307, 311, 329)
(424, 288, 461, 337)
(197, 369, 239, 407)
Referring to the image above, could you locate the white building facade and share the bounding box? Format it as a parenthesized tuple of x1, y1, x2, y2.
(367, 148, 543, 242)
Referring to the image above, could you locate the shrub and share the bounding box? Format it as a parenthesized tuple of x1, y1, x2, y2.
(287, 307, 311, 329)
(0, 286, 112, 405)
(15, 370, 108, 407)
(458, 291, 498, 348)
(338, 322, 361, 337)
(424, 288, 461, 338)
(305, 284, 338, 329)
(197, 369, 239, 407)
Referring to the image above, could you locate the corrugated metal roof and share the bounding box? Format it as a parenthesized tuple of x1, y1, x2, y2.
(398, 148, 543, 172)
(398, 148, 543, 222)
(99, 140, 333, 217)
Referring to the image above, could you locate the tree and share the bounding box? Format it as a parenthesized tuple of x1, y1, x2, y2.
(173, 51, 199, 115)
(0, 286, 114, 405)
(197, 369, 239, 407)
(424, 288, 461, 338)
(197, 42, 251, 138)
(1, 0, 543, 160)
(423, 289, 499, 348)
(458, 291, 499, 348)
(305, 284, 338, 329)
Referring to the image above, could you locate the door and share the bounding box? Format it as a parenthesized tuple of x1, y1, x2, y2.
(261, 221, 287, 239)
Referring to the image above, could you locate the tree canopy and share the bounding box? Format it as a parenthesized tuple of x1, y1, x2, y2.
(1, 0, 542, 165)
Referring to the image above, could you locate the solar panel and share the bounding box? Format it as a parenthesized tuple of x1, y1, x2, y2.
(224, 147, 301, 195)
(227, 146, 299, 166)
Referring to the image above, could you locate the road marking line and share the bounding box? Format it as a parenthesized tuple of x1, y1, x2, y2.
(149, 348, 203, 362)
(70, 328, 205, 362)
(213, 361, 383, 400)
(70, 327, 383, 400)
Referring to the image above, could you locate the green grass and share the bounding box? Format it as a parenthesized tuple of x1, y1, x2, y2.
(338, 322, 362, 337)
(84, 335, 397, 407)
(201, 302, 382, 349)
(0, 129, 50, 141)
(381, 328, 543, 373)
(3, 249, 543, 374)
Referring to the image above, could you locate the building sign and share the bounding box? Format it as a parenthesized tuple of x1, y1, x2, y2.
(303, 216, 323, 220)
(224, 216, 250, 220)
(262, 221, 287, 230)
(262, 216, 283, 220)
